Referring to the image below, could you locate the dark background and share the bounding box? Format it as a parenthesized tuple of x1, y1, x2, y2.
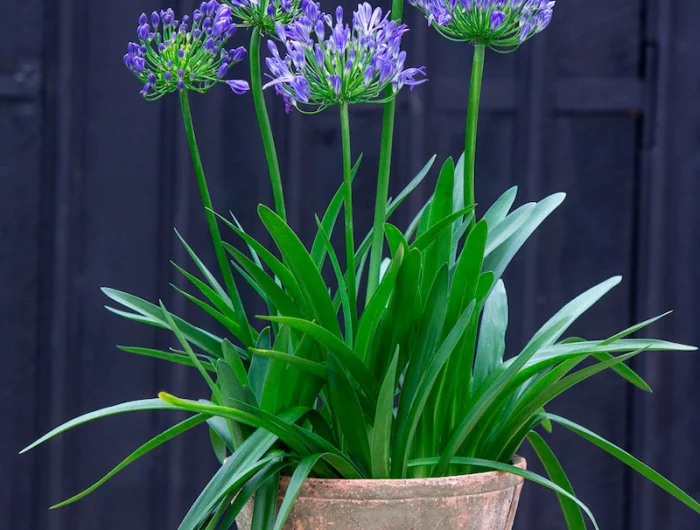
(2, 0, 699, 529)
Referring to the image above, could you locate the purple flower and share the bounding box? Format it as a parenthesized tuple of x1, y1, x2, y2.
(409, 0, 555, 50)
(263, 2, 426, 111)
(226, 80, 250, 94)
(123, 5, 248, 100)
(490, 10, 505, 29)
(223, 0, 307, 35)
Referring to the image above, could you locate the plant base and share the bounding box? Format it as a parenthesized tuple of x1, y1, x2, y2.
(237, 456, 526, 530)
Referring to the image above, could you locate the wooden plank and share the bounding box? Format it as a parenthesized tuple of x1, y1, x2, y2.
(630, 0, 700, 528)
(0, 0, 43, 528)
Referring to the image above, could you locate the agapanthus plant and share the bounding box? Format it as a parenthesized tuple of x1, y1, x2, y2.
(264, 2, 426, 111)
(410, 0, 554, 49)
(224, 0, 304, 35)
(124, 5, 250, 99)
(22, 1, 700, 530)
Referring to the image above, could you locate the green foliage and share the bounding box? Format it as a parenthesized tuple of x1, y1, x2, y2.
(26, 158, 700, 530)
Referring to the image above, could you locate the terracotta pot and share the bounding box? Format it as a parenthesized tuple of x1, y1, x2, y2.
(237, 456, 526, 530)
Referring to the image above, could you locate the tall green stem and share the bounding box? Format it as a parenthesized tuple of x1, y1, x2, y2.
(179, 90, 254, 347)
(464, 44, 485, 226)
(250, 28, 287, 222)
(340, 103, 358, 336)
(366, 99, 395, 304)
(365, 0, 405, 303)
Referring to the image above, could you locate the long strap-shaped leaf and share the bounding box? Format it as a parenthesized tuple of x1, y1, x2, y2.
(524, 276, 622, 351)
(177, 409, 305, 530)
(527, 431, 586, 530)
(258, 205, 342, 337)
(21, 399, 182, 453)
(434, 319, 569, 476)
(545, 413, 700, 515)
(219, 461, 290, 529)
(261, 316, 380, 402)
(408, 457, 599, 530)
(328, 354, 372, 475)
(393, 300, 476, 478)
(103, 288, 225, 357)
(310, 154, 363, 268)
(273, 454, 326, 530)
(52, 415, 208, 508)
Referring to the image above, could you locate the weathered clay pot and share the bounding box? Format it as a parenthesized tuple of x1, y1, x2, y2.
(237, 456, 526, 530)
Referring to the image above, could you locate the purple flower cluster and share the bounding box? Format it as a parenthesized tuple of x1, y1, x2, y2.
(124, 2, 250, 100)
(409, 0, 555, 50)
(264, 2, 427, 112)
(224, 0, 303, 35)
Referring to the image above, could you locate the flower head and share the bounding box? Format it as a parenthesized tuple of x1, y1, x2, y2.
(224, 0, 304, 35)
(123, 3, 250, 100)
(263, 2, 427, 112)
(409, 0, 555, 50)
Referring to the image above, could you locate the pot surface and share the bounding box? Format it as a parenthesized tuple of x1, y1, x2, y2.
(237, 456, 526, 530)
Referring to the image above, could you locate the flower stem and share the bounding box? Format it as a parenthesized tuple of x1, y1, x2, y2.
(464, 44, 485, 226)
(365, 0, 405, 304)
(340, 103, 358, 336)
(179, 90, 254, 347)
(366, 99, 395, 303)
(250, 28, 287, 222)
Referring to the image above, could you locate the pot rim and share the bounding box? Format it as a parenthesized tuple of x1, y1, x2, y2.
(277, 455, 526, 501)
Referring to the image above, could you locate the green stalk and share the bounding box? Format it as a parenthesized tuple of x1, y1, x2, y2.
(340, 103, 358, 337)
(250, 28, 287, 222)
(365, 0, 405, 304)
(464, 44, 485, 226)
(179, 90, 254, 347)
(366, 100, 395, 304)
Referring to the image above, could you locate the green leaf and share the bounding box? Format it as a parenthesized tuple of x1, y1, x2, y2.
(177, 408, 306, 530)
(174, 229, 232, 309)
(444, 219, 487, 337)
(160, 393, 312, 457)
(221, 461, 289, 529)
(170, 260, 236, 319)
(355, 243, 406, 362)
(259, 205, 341, 337)
(411, 207, 474, 255)
(117, 345, 216, 371)
(386, 155, 436, 217)
(160, 301, 223, 403)
(484, 203, 536, 256)
(482, 186, 518, 228)
(483, 193, 565, 283)
(546, 414, 700, 516)
(219, 226, 304, 308)
(169, 284, 243, 339)
(261, 316, 380, 403)
(371, 349, 399, 478)
(50, 415, 207, 508)
(227, 246, 302, 318)
(252, 472, 279, 530)
(274, 454, 325, 530)
(473, 279, 508, 389)
(249, 348, 327, 379)
(527, 431, 587, 530)
(435, 319, 569, 476)
(310, 154, 363, 269)
(525, 276, 622, 351)
(314, 215, 353, 345)
(223, 339, 256, 403)
(408, 456, 599, 530)
(328, 354, 372, 474)
(103, 288, 224, 358)
(393, 300, 476, 478)
(21, 399, 181, 454)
